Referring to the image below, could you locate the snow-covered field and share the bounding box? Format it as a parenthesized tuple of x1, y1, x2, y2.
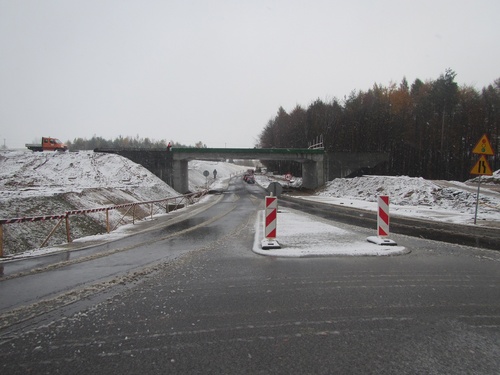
(1, 150, 499, 257)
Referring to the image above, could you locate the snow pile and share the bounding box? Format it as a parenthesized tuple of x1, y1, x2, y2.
(316, 175, 499, 217)
(470, 168, 500, 184)
(256, 173, 500, 226)
(319, 175, 480, 208)
(254, 173, 303, 189)
(0, 150, 178, 199)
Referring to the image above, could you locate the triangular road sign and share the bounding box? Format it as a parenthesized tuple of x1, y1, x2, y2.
(472, 134, 494, 155)
(470, 155, 493, 176)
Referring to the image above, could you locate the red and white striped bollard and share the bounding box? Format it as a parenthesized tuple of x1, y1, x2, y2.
(261, 195, 281, 249)
(367, 195, 397, 246)
(378, 195, 390, 237)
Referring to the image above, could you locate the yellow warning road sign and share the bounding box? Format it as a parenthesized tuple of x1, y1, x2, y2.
(470, 155, 493, 176)
(472, 134, 494, 155)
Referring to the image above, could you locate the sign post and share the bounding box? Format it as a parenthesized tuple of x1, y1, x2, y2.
(203, 170, 210, 189)
(470, 134, 494, 224)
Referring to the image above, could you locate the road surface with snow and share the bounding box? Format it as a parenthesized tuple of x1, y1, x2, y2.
(1, 150, 499, 258)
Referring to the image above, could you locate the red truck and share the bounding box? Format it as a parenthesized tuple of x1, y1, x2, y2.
(26, 137, 68, 152)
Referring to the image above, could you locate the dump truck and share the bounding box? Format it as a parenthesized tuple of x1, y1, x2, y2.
(25, 137, 68, 152)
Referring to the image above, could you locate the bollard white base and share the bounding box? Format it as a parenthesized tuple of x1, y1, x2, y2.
(367, 236, 398, 246)
(261, 239, 281, 250)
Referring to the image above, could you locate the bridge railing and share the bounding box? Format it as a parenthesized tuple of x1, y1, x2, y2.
(308, 135, 324, 150)
(0, 190, 208, 258)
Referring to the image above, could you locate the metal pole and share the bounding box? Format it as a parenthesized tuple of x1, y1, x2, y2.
(474, 175, 482, 225)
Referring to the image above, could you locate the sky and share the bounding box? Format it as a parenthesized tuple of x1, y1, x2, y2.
(1, 0, 499, 150)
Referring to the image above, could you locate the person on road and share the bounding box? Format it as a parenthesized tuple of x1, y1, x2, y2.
(213, 169, 217, 179)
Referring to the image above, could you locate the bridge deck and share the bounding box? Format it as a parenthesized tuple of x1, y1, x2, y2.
(171, 147, 324, 161)
(172, 147, 324, 154)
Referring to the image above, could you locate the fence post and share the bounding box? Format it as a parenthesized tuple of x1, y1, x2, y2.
(40, 218, 64, 248)
(0, 224, 3, 257)
(65, 214, 72, 243)
(106, 208, 110, 233)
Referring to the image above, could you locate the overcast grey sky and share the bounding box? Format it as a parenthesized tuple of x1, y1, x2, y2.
(1, 0, 499, 149)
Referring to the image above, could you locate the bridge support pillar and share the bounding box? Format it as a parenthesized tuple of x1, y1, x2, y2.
(302, 160, 325, 190)
(172, 160, 189, 193)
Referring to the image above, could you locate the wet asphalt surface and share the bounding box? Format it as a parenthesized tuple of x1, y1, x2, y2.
(1, 178, 500, 374)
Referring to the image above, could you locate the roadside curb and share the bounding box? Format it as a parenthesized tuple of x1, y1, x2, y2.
(252, 206, 409, 258)
(253, 246, 410, 258)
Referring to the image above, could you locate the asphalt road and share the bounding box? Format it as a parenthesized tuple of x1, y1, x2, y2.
(1, 177, 500, 374)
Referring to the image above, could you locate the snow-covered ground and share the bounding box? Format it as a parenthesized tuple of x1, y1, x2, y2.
(255, 173, 500, 227)
(253, 207, 408, 257)
(0, 150, 249, 255)
(1, 150, 499, 258)
(252, 172, 500, 257)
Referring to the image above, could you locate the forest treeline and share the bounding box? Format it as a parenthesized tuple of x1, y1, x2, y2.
(67, 136, 206, 150)
(258, 69, 499, 181)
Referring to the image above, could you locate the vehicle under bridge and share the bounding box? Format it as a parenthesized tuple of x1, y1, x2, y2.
(94, 147, 388, 192)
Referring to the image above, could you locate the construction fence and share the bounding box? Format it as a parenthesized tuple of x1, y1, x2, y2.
(0, 191, 208, 258)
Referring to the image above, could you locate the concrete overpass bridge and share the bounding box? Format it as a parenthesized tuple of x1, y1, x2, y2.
(94, 147, 326, 193)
